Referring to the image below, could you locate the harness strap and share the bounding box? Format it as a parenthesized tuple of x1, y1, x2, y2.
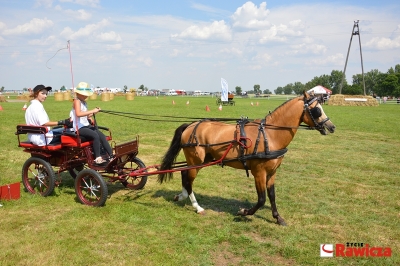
(236, 118, 250, 177)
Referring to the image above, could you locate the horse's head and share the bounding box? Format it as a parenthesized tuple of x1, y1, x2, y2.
(302, 91, 336, 135)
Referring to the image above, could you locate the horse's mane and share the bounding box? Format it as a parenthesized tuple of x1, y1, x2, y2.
(266, 95, 304, 118)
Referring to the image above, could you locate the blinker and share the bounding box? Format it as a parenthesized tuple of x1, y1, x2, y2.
(310, 107, 322, 118)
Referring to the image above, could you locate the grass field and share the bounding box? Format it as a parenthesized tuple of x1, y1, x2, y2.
(0, 94, 399, 265)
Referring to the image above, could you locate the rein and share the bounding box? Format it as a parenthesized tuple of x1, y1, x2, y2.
(100, 109, 314, 130)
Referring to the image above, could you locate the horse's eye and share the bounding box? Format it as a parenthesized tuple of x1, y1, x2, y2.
(310, 107, 322, 118)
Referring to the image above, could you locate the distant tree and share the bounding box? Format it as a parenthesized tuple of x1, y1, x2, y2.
(263, 89, 272, 94)
(235, 86, 242, 95)
(364, 69, 380, 95)
(381, 74, 399, 96)
(0, 86, 4, 92)
(292, 82, 304, 95)
(283, 83, 294, 95)
(253, 84, 261, 94)
(138, 84, 145, 91)
(23, 88, 28, 92)
(305, 74, 331, 91)
(329, 70, 345, 94)
(342, 84, 363, 95)
(123, 85, 128, 93)
(274, 86, 283, 95)
(60, 85, 66, 91)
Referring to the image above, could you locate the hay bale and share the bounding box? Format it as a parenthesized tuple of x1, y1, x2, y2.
(0, 95, 6, 102)
(327, 94, 378, 106)
(89, 93, 97, 100)
(126, 92, 134, 100)
(17, 94, 31, 101)
(101, 92, 110, 101)
(54, 92, 63, 101)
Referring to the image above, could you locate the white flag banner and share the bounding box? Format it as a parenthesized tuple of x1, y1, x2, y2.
(221, 78, 228, 102)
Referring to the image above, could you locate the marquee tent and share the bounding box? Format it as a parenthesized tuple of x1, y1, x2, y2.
(307, 85, 332, 94)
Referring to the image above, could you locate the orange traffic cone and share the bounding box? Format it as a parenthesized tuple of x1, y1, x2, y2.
(256, 102, 259, 106)
(0, 105, 3, 111)
(205, 105, 210, 111)
(172, 100, 175, 105)
(218, 104, 222, 111)
(22, 103, 27, 110)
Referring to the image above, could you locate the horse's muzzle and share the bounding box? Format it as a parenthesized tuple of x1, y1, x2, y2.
(318, 119, 335, 135)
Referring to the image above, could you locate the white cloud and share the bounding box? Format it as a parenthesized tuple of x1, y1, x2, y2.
(219, 47, 243, 57)
(308, 53, 344, 66)
(64, 9, 92, 21)
(170, 49, 180, 57)
(60, 19, 109, 40)
(96, 31, 121, 42)
(231, 1, 270, 30)
(0, 21, 6, 31)
(59, 0, 100, 8)
(3, 18, 53, 36)
(290, 42, 327, 55)
(171, 20, 232, 41)
(34, 0, 53, 8)
(258, 25, 287, 43)
(28, 35, 57, 45)
(106, 43, 122, 50)
(137, 56, 153, 67)
(365, 36, 400, 50)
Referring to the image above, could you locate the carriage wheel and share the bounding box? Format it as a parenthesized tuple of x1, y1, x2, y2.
(22, 157, 56, 197)
(74, 169, 108, 206)
(121, 157, 148, 190)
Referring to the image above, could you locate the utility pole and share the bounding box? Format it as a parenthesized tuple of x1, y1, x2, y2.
(339, 20, 366, 95)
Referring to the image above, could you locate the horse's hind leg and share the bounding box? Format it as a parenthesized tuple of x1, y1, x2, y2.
(267, 175, 287, 226)
(174, 169, 204, 214)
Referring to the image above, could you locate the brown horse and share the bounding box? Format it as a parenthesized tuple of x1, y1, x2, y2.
(158, 91, 335, 225)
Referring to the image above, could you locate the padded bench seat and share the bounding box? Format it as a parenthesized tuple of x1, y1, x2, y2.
(19, 141, 62, 151)
(61, 133, 112, 148)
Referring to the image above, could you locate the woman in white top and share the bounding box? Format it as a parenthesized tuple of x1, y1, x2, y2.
(71, 81, 113, 165)
(25, 85, 70, 146)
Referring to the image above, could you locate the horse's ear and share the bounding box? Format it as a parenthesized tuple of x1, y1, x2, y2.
(303, 90, 309, 98)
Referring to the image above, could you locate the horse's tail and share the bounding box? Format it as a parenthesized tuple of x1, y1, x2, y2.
(158, 123, 190, 183)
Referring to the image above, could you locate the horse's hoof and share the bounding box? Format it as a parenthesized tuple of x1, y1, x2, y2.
(237, 208, 247, 216)
(277, 218, 287, 226)
(173, 195, 179, 201)
(197, 211, 206, 215)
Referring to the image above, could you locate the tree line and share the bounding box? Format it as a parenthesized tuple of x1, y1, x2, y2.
(235, 64, 400, 97)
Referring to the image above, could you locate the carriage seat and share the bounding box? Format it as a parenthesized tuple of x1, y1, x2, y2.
(61, 132, 92, 147)
(18, 141, 62, 150)
(61, 127, 111, 148)
(16, 125, 62, 150)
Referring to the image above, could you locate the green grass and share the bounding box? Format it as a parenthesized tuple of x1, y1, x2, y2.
(0, 94, 399, 265)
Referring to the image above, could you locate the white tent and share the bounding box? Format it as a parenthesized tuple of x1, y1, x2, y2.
(307, 85, 332, 94)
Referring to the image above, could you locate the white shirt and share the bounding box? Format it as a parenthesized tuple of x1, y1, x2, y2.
(25, 99, 54, 146)
(71, 99, 90, 130)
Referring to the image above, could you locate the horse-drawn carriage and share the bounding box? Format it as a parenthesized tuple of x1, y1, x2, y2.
(216, 93, 235, 106)
(16, 92, 335, 225)
(16, 124, 148, 206)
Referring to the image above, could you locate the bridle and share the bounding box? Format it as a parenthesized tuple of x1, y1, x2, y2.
(303, 96, 330, 131)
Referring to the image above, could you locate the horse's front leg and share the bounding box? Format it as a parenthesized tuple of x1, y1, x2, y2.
(238, 171, 267, 216)
(173, 169, 204, 214)
(267, 183, 286, 226)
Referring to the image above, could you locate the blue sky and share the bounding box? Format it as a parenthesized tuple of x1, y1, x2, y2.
(0, 0, 399, 92)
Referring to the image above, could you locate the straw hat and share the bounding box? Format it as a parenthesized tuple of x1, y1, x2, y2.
(75, 82, 93, 96)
